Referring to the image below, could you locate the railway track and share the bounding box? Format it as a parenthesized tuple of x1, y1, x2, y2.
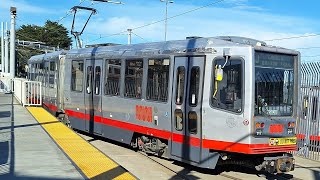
(138, 151, 303, 180)
(138, 152, 245, 180)
(79, 132, 304, 180)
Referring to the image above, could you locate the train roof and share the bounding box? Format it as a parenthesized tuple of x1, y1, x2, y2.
(43, 51, 66, 61)
(28, 36, 299, 63)
(66, 37, 251, 59)
(29, 54, 46, 63)
(66, 36, 299, 59)
(29, 51, 66, 63)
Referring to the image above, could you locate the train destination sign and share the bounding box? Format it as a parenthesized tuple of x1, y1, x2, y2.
(255, 51, 294, 69)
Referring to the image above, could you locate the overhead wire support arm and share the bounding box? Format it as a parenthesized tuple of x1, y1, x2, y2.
(91, 0, 124, 5)
(70, 6, 97, 48)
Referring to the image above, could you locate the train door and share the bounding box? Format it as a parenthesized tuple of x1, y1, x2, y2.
(84, 59, 103, 134)
(171, 56, 205, 163)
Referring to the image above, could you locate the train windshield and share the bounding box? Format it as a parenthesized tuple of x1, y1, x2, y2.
(254, 52, 295, 116)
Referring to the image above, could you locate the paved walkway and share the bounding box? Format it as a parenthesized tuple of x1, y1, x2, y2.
(0, 93, 83, 180)
(292, 155, 320, 180)
(27, 107, 136, 180)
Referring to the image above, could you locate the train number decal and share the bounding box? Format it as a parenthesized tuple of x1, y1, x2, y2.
(136, 105, 153, 122)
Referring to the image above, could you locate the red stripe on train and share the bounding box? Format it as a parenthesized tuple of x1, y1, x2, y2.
(172, 133, 201, 147)
(43, 102, 58, 112)
(65, 109, 171, 140)
(203, 139, 296, 154)
(64, 108, 296, 154)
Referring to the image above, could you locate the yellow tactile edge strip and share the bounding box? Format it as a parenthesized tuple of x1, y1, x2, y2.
(27, 107, 137, 180)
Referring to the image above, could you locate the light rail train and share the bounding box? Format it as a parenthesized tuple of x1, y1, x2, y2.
(28, 36, 300, 173)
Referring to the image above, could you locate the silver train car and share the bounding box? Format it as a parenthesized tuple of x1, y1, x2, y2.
(28, 36, 300, 173)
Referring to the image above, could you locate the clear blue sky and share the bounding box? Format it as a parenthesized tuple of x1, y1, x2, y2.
(1, 0, 319, 61)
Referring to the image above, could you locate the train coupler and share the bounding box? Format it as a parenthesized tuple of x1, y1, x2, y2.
(256, 155, 295, 173)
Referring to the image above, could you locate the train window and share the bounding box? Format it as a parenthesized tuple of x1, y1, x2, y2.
(189, 67, 200, 106)
(188, 111, 197, 134)
(44, 62, 49, 87)
(125, 59, 143, 99)
(35, 63, 40, 82)
(86, 66, 93, 94)
(38, 64, 41, 82)
(49, 62, 55, 88)
(211, 59, 242, 113)
(175, 109, 183, 131)
(147, 59, 170, 102)
(71, 60, 84, 92)
(39, 63, 44, 83)
(175, 67, 185, 105)
(94, 66, 101, 95)
(50, 62, 55, 71)
(105, 60, 121, 96)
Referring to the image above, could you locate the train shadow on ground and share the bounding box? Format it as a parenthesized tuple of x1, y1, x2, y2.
(170, 161, 296, 180)
(75, 130, 133, 149)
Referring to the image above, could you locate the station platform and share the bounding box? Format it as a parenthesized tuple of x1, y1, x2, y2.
(0, 93, 136, 180)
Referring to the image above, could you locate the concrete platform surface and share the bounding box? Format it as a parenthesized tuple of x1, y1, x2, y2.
(27, 106, 136, 180)
(0, 93, 84, 180)
(292, 155, 320, 180)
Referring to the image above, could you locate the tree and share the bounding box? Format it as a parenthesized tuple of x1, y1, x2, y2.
(42, 21, 72, 49)
(17, 20, 72, 49)
(14, 20, 72, 74)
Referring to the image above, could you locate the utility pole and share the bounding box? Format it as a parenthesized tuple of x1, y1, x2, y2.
(160, 0, 173, 41)
(10, 7, 17, 78)
(1, 22, 4, 75)
(4, 22, 9, 75)
(127, 29, 132, 45)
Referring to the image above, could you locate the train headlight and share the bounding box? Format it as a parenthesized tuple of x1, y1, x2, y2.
(256, 122, 265, 129)
(288, 122, 295, 127)
(256, 122, 262, 128)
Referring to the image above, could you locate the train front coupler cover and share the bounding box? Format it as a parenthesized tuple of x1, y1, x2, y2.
(255, 154, 295, 173)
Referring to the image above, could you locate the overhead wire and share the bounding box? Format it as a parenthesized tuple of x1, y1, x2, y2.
(16, 32, 42, 42)
(12, 0, 320, 58)
(56, 0, 88, 23)
(263, 34, 320, 58)
(13, 0, 104, 50)
(131, 32, 147, 42)
(302, 55, 320, 58)
(88, 0, 226, 43)
(295, 46, 320, 50)
(264, 33, 320, 41)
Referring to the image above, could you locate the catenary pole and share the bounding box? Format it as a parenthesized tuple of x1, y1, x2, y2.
(10, 7, 17, 78)
(1, 22, 4, 75)
(127, 29, 132, 45)
(4, 22, 9, 74)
